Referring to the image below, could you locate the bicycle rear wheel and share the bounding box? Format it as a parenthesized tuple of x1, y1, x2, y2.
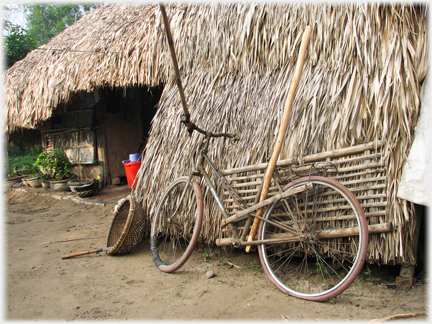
(150, 176, 203, 273)
(258, 176, 368, 301)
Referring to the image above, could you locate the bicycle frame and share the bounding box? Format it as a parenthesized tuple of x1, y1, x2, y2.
(190, 135, 310, 247)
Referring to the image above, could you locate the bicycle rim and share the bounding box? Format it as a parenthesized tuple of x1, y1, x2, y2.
(258, 176, 368, 301)
(150, 176, 203, 273)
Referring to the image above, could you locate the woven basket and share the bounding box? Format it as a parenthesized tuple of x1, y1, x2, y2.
(69, 180, 95, 197)
(106, 196, 147, 255)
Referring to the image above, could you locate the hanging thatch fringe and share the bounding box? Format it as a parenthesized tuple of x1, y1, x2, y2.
(4, 3, 428, 265)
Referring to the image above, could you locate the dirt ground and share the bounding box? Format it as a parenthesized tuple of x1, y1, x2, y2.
(4, 189, 429, 321)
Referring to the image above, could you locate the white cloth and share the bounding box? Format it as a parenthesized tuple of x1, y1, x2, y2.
(397, 73, 431, 206)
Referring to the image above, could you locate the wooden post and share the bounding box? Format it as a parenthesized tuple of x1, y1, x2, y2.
(159, 3, 190, 119)
(245, 25, 312, 252)
(396, 204, 423, 287)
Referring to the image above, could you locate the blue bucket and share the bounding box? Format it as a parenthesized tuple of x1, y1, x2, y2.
(129, 153, 141, 162)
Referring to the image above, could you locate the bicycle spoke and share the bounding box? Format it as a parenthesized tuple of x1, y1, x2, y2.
(310, 244, 343, 281)
(279, 196, 301, 231)
(258, 176, 368, 301)
(151, 177, 203, 273)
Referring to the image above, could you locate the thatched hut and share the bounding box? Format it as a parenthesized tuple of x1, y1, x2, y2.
(3, 4, 165, 183)
(3, 3, 428, 267)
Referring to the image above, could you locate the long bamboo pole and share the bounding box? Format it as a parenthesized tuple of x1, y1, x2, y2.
(245, 25, 312, 252)
(218, 222, 392, 247)
(159, 3, 190, 118)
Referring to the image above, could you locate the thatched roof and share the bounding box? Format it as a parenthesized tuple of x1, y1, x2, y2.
(3, 3, 428, 264)
(4, 3, 166, 132)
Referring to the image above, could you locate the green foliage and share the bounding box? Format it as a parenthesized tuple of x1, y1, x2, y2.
(366, 277, 381, 285)
(7, 145, 43, 177)
(3, 3, 103, 68)
(202, 251, 209, 262)
(24, 3, 102, 46)
(35, 148, 72, 180)
(6, 146, 72, 179)
(363, 266, 381, 285)
(254, 266, 263, 274)
(8, 143, 42, 158)
(315, 262, 329, 276)
(4, 25, 37, 68)
(21, 161, 40, 178)
(249, 259, 263, 274)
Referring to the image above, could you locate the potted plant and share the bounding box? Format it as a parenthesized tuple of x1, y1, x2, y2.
(36, 149, 73, 191)
(40, 173, 51, 188)
(36, 149, 72, 179)
(5, 164, 26, 187)
(5, 164, 25, 187)
(5, 174, 25, 187)
(19, 162, 33, 187)
(20, 161, 42, 187)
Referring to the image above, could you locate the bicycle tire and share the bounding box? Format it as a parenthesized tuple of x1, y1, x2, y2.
(150, 176, 203, 273)
(258, 176, 368, 301)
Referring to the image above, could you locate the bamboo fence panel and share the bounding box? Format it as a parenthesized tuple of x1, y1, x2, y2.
(219, 140, 396, 263)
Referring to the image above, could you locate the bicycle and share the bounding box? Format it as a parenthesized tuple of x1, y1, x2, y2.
(150, 116, 368, 302)
(152, 5, 368, 302)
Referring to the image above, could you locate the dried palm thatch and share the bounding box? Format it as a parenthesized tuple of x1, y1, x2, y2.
(3, 3, 428, 265)
(133, 3, 428, 265)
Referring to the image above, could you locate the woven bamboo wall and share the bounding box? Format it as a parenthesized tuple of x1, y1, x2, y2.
(218, 140, 414, 265)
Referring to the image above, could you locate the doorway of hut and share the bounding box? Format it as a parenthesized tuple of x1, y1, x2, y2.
(102, 84, 163, 185)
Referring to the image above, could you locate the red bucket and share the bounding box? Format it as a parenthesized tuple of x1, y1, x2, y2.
(123, 161, 141, 189)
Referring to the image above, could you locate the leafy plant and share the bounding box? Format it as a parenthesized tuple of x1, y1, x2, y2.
(254, 266, 263, 274)
(24, 4, 103, 46)
(315, 262, 329, 276)
(366, 277, 381, 285)
(202, 251, 209, 262)
(4, 25, 37, 68)
(39, 173, 51, 182)
(6, 145, 42, 177)
(20, 161, 40, 178)
(35, 148, 72, 180)
(250, 259, 263, 274)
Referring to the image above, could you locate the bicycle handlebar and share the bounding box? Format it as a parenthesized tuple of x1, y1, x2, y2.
(180, 115, 239, 141)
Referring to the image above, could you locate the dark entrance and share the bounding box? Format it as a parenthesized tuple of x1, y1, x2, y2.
(102, 84, 163, 184)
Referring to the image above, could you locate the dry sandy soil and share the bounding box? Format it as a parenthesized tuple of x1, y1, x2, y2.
(4, 189, 429, 321)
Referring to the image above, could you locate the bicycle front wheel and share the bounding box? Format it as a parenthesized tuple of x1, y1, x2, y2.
(258, 176, 368, 301)
(150, 176, 203, 273)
